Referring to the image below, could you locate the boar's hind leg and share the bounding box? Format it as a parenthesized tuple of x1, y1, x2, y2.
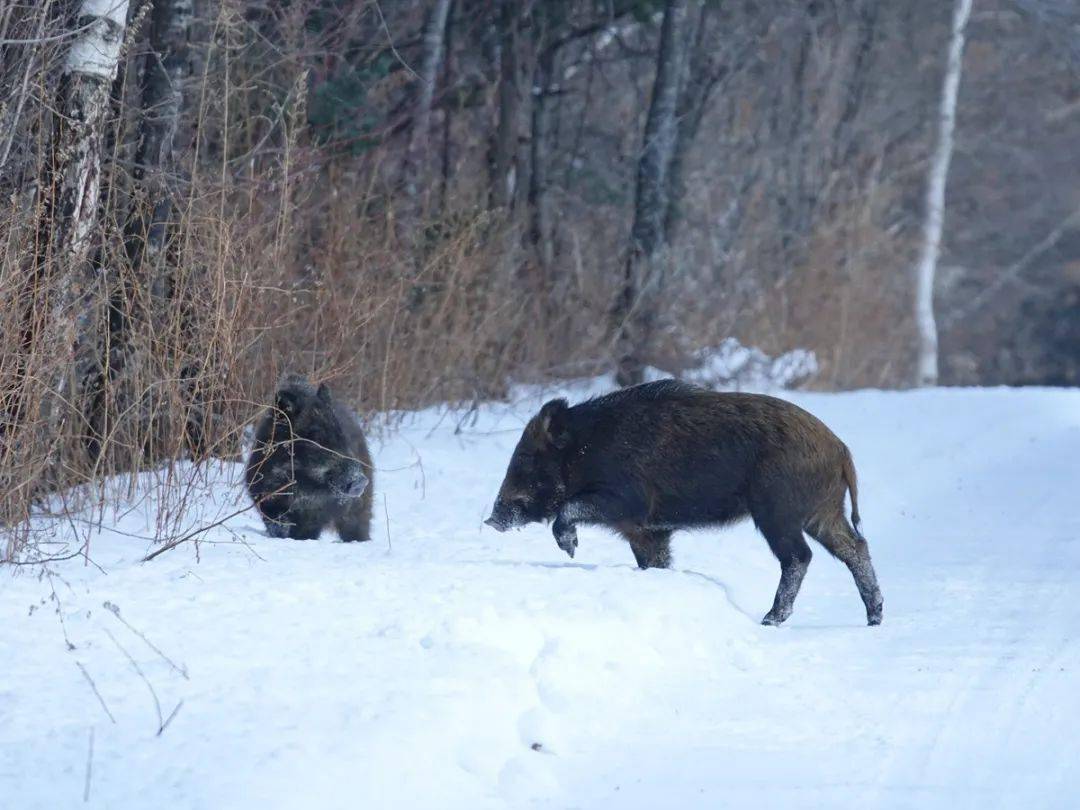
(283, 507, 325, 540)
(620, 527, 672, 570)
(757, 521, 813, 627)
(806, 518, 883, 626)
(335, 498, 372, 543)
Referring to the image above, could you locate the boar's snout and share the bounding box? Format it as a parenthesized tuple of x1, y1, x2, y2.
(341, 468, 369, 498)
(485, 496, 526, 532)
(328, 462, 368, 500)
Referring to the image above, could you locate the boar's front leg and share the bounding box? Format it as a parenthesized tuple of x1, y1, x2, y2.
(552, 513, 579, 558)
(552, 491, 632, 559)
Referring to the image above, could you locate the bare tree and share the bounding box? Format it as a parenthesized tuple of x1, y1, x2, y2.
(402, 0, 453, 211)
(663, 0, 731, 244)
(488, 0, 521, 211)
(613, 0, 694, 386)
(1011, 0, 1080, 64)
(527, 2, 558, 278)
(129, 0, 194, 295)
(42, 0, 131, 434)
(914, 0, 972, 386)
(527, 0, 642, 286)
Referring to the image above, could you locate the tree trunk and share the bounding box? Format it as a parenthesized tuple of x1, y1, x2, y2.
(823, 1, 879, 170)
(527, 15, 557, 278)
(613, 0, 691, 387)
(664, 0, 721, 245)
(104, 0, 196, 460)
(129, 0, 194, 296)
(42, 0, 130, 439)
(437, 0, 457, 218)
(401, 0, 452, 215)
(915, 0, 972, 387)
(488, 0, 520, 211)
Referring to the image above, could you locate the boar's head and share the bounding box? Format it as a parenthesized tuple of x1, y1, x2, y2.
(273, 377, 369, 501)
(485, 398, 571, 532)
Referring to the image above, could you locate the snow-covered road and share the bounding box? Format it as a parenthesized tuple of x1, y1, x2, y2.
(3, 385, 1079, 808)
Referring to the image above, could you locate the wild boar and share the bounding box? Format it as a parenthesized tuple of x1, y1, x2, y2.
(485, 379, 882, 626)
(246, 374, 373, 542)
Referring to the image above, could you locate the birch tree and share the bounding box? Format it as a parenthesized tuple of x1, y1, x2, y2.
(43, 0, 130, 433)
(914, 0, 972, 386)
(51, 0, 129, 266)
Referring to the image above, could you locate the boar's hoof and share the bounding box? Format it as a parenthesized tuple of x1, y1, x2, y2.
(265, 520, 293, 539)
(554, 526, 578, 558)
(760, 612, 788, 627)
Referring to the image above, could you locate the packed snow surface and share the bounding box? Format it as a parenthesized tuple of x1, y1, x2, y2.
(3, 383, 1080, 809)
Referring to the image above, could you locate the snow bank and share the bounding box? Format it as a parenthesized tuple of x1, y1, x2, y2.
(3, 385, 1080, 808)
(636, 338, 818, 390)
(679, 338, 818, 390)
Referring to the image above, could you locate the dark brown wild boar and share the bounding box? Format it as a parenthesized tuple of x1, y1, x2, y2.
(246, 374, 373, 542)
(485, 380, 882, 626)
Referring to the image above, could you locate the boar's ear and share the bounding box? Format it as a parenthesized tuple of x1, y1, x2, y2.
(316, 383, 333, 404)
(538, 398, 571, 450)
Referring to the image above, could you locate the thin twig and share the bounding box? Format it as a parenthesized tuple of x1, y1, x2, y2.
(104, 628, 163, 733)
(76, 662, 116, 724)
(6, 545, 88, 567)
(83, 727, 94, 803)
(372, 1, 420, 80)
(158, 700, 184, 737)
(141, 501, 262, 562)
(103, 601, 189, 680)
(945, 205, 1080, 328)
(382, 493, 391, 552)
(0, 0, 53, 171)
(46, 571, 75, 651)
(105, 621, 183, 737)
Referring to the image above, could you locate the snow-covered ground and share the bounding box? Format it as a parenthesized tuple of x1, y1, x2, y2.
(3, 383, 1080, 809)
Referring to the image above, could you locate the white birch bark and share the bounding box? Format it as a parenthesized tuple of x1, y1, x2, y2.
(914, 0, 971, 387)
(45, 0, 130, 435)
(57, 0, 130, 266)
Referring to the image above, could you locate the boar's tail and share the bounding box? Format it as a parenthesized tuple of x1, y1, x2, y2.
(841, 447, 863, 538)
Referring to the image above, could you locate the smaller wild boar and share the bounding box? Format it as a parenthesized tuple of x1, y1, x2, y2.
(485, 380, 882, 626)
(246, 374, 373, 542)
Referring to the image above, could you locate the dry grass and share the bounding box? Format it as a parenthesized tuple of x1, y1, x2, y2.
(0, 1, 925, 562)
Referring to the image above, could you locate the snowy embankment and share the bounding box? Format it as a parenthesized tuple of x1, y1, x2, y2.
(3, 383, 1080, 809)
